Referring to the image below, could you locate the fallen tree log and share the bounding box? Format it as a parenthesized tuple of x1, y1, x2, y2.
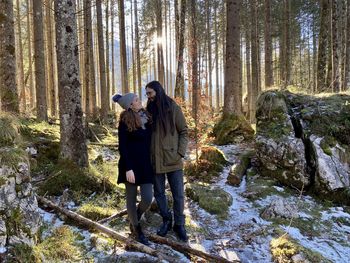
(147, 233, 238, 263)
(37, 196, 239, 263)
(98, 209, 127, 224)
(37, 196, 171, 262)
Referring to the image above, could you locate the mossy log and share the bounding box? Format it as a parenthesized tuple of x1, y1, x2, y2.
(37, 196, 237, 263)
(227, 150, 254, 186)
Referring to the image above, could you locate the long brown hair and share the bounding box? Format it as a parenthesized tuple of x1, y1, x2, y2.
(120, 109, 152, 132)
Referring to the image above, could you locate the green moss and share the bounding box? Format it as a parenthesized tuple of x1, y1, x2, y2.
(242, 177, 290, 201)
(0, 147, 29, 172)
(7, 243, 37, 263)
(5, 207, 31, 238)
(0, 177, 6, 186)
(33, 226, 85, 262)
(185, 160, 223, 183)
(185, 146, 229, 183)
(212, 114, 254, 145)
(78, 204, 117, 221)
(0, 113, 20, 147)
(320, 136, 337, 156)
(199, 146, 228, 165)
(37, 159, 117, 197)
(20, 119, 60, 142)
(270, 233, 332, 263)
(186, 183, 233, 220)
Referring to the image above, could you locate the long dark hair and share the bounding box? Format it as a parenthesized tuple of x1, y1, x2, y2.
(120, 109, 152, 132)
(146, 81, 175, 136)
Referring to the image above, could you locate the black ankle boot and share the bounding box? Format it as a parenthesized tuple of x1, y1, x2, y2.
(132, 224, 150, 246)
(173, 224, 188, 242)
(157, 214, 172, 237)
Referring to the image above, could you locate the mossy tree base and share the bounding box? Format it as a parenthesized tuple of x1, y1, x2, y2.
(212, 114, 254, 145)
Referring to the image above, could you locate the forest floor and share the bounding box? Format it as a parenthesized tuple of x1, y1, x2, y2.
(27, 121, 350, 263)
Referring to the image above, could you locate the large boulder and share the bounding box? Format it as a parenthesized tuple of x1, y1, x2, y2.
(0, 114, 41, 257)
(256, 91, 350, 204)
(256, 91, 310, 189)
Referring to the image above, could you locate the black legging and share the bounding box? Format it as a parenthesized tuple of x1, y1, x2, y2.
(125, 182, 153, 226)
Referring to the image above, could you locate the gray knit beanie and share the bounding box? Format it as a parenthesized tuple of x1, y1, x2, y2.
(112, 93, 137, 110)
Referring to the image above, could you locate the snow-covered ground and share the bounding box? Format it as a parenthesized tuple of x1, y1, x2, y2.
(183, 144, 350, 263)
(38, 143, 350, 262)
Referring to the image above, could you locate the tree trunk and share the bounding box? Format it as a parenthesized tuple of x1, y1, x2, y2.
(250, 0, 259, 123)
(15, 0, 25, 113)
(345, 0, 350, 90)
(96, 0, 108, 122)
(214, 2, 219, 108)
(130, 0, 135, 93)
(264, 0, 273, 88)
(206, 0, 213, 108)
(33, 0, 48, 120)
(246, 26, 252, 118)
(281, 0, 290, 88)
(54, 0, 88, 167)
(174, 0, 186, 100)
(190, 0, 198, 119)
(45, 0, 57, 118)
(169, 0, 173, 96)
(118, 0, 128, 93)
(156, 0, 165, 86)
(84, 0, 97, 120)
(105, 0, 111, 110)
(331, 0, 340, 92)
(134, 0, 142, 98)
(0, 0, 19, 113)
(111, 0, 116, 110)
(223, 0, 242, 116)
(316, 0, 329, 93)
(26, 0, 35, 110)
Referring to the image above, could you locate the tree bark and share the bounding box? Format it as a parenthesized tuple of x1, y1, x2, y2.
(224, 0, 242, 116)
(134, 0, 142, 97)
(118, 0, 128, 93)
(264, 0, 273, 88)
(214, 2, 220, 108)
(105, 0, 111, 110)
(96, 0, 108, 122)
(26, 0, 35, 110)
(316, 0, 329, 93)
(15, 0, 25, 113)
(174, 0, 186, 100)
(331, 0, 340, 92)
(0, 0, 19, 113)
(156, 0, 165, 86)
(54, 0, 88, 167)
(250, 0, 259, 123)
(33, 0, 48, 121)
(206, 0, 213, 108)
(345, 0, 350, 90)
(190, 0, 198, 119)
(111, 0, 116, 111)
(45, 0, 57, 118)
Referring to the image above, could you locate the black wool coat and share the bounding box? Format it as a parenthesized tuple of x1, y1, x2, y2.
(117, 120, 154, 185)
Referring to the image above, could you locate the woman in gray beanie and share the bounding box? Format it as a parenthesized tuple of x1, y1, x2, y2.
(112, 93, 154, 245)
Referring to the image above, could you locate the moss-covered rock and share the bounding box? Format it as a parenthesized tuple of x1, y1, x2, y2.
(185, 146, 229, 183)
(212, 114, 254, 145)
(185, 183, 232, 219)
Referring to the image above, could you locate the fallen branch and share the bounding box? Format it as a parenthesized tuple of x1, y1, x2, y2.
(147, 233, 239, 263)
(37, 196, 172, 262)
(98, 209, 127, 224)
(37, 196, 239, 262)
